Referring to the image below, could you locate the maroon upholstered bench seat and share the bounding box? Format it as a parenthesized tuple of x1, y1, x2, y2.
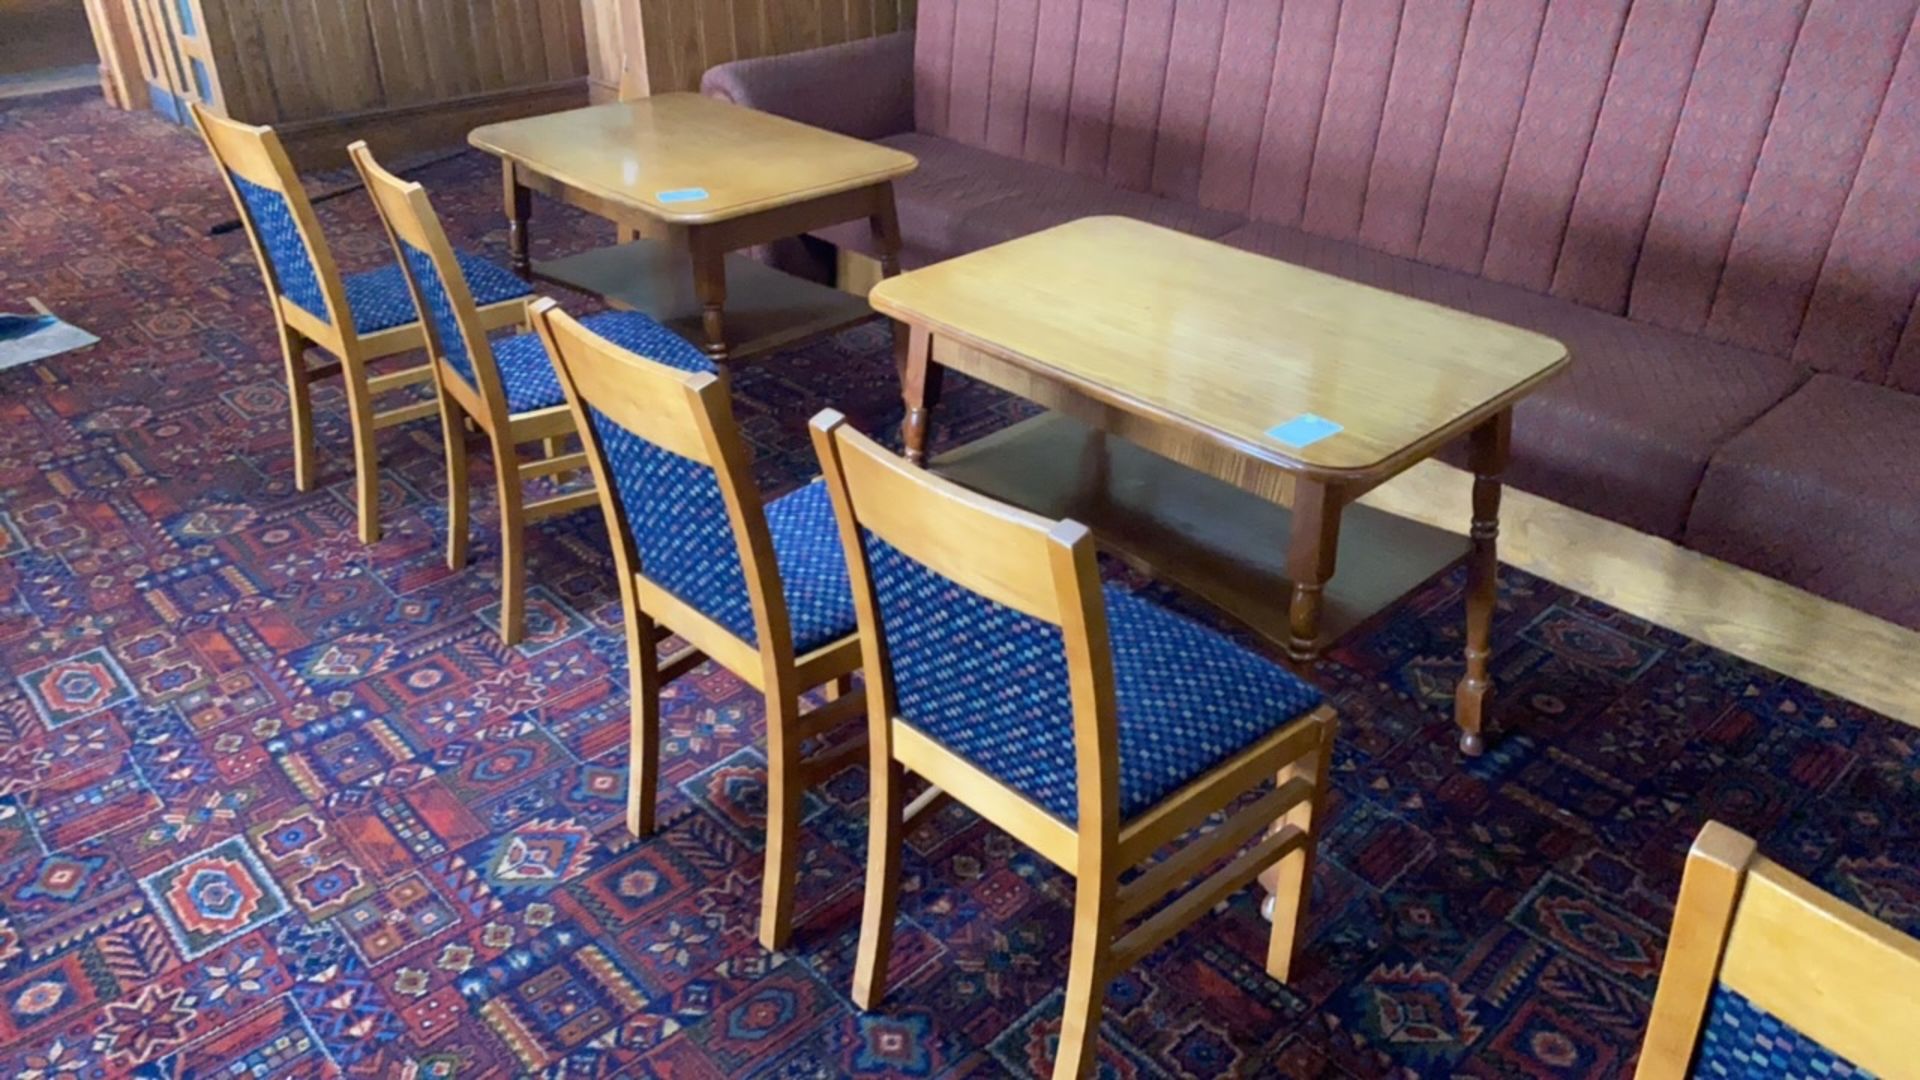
(1686, 376, 1920, 628)
(814, 133, 1246, 271)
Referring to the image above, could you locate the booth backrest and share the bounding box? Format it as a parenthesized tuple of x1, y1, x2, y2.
(913, 0, 1920, 389)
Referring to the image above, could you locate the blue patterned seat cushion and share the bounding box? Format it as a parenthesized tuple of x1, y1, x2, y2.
(477, 311, 711, 415)
(765, 481, 861, 655)
(863, 533, 1324, 824)
(1693, 984, 1869, 1079)
(591, 410, 858, 654)
(227, 169, 530, 335)
(323, 251, 532, 335)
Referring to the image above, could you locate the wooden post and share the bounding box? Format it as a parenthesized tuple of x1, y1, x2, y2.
(83, 0, 149, 110)
(1455, 410, 1512, 756)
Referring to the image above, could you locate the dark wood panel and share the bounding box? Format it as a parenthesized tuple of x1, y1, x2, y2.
(199, 0, 590, 124)
(585, 0, 915, 97)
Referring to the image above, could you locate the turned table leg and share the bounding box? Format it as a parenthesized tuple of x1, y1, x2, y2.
(504, 161, 532, 278)
(870, 183, 904, 280)
(1455, 410, 1512, 756)
(897, 322, 943, 465)
(1284, 481, 1342, 665)
(688, 231, 732, 380)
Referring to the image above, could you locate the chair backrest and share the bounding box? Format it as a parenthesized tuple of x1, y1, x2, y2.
(1638, 821, 1920, 1079)
(809, 411, 1120, 833)
(346, 141, 506, 420)
(531, 299, 793, 671)
(191, 103, 348, 333)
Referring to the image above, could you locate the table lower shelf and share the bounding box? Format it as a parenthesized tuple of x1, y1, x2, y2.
(534, 239, 877, 363)
(933, 414, 1472, 654)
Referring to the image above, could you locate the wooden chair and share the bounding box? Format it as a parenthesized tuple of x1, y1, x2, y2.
(349, 143, 646, 646)
(530, 298, 866, 950)
(191, 104, 530, 544)
(808, 412, 1338, 1080)
(1637, 821, 1920, 1079)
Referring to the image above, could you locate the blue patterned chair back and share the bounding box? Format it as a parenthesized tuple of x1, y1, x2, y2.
(1637, 821, 1918, 1080)
(348, 144, 502, 408)
(533, 302, 785, 652)
(394, 237, 484, 389)
(192, 105, 343, 329)
(810, 414, 1120, 826)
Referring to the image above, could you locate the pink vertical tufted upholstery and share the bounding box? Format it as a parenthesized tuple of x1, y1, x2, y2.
(909, 0, 1920, 382)
(1478, 0, 1630, 293)
(1792, 15, 1920, 384)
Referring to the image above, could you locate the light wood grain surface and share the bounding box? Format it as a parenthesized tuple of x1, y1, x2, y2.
(869, 217, 1567, 479)
(1638, 822, 1920, 1080)
(1716, 859, 1920, 1080)
(471, 92, 917, 224)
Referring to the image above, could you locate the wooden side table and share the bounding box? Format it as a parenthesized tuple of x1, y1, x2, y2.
(868, 217, 1570, 756)
(471, 93, 918, 375)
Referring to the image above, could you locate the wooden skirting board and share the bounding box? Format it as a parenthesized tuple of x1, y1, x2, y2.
(274, 79, 590, 172)
(1357, 460, 1920, 730)
(837, 251, 1920, 729)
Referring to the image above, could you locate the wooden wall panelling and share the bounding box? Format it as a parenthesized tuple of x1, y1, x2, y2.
(177, 0, 591, 168)
(83, 0, 149, 109)
(160, 0, 222, 112)
(581, 0, 650, 100)
(590, 0, 917, 99)
(197, 0, 589, 124)
(129, 0, 194, 120)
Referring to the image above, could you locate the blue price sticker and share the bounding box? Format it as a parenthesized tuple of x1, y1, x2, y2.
(656, 187, 710, 203)
(1266, 414, 1343, 449)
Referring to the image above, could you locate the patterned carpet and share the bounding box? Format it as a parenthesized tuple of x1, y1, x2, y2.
(2, 89, 1916, 1079)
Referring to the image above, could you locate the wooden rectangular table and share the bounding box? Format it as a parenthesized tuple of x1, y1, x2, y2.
(869, 217, 1570, 754)
(470, 93, 917, 372)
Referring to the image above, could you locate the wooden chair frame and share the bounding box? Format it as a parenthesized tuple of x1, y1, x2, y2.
(1638, 821, 1920, 1079)
(192, 105, 524, 544)
(810, 411, 1338, 1080)
(531, 299, 865, 951)
(347, 142, 588, 646)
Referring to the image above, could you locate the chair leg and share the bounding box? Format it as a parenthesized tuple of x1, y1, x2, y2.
(1266, 716, 1335, 981)
(492, 437, 528, 646)
(1053, 875, 1115, 1079)
(340, 356, 382, 545)
(852, 756, 904, 1009)
(277, 323, 318, 492)
(627, 611, 662, 838)
(438, 392, 470, 572)
(758, 694, 804, 951)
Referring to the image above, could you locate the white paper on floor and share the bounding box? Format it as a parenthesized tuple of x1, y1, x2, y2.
(0, 305, 98, 372)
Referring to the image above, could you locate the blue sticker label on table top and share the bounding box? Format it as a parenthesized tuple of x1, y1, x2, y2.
(1266, 414, 1343, 448)
(657, 187, 710, 203)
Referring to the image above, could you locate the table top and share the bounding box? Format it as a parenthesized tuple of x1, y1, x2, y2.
(869, 217, 1569, 478)
(469, 93, 918, 225)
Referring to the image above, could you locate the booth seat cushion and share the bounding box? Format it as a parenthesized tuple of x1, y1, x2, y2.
(1685, 375, 1920, 630)
(1218, 223, 1807, 539)
(817, 134, 1244, 269)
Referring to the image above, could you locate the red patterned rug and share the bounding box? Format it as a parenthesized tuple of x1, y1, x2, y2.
(1, 89, 1915, 1079)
